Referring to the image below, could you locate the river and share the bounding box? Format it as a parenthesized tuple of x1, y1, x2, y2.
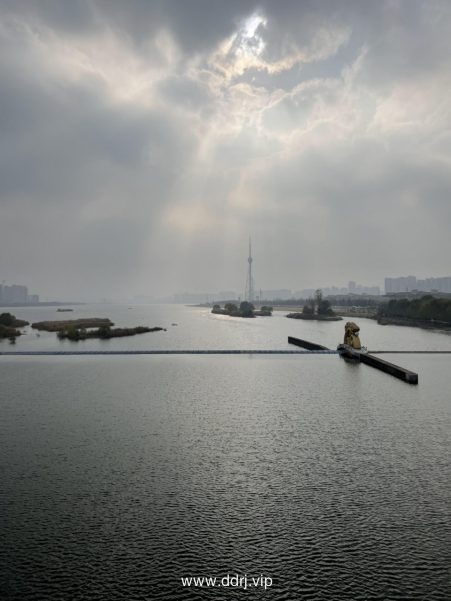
(1, 304, 450, 600)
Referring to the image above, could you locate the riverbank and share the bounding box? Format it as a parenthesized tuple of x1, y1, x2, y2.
(377, 316, 451, 330)
(286, 312, 342, 321)
(335, 309, 377, 319)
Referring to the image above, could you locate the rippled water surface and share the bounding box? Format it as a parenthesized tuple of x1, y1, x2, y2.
(1, 306, 451, 599)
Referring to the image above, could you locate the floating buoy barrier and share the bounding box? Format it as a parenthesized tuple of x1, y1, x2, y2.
(0, 349, 337, 356)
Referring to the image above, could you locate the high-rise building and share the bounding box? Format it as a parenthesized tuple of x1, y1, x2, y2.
(385, 276, 416, 293)
(0, 284, 28, 303)
(385, 275, 451, 294)
(0, 282, 39, 304)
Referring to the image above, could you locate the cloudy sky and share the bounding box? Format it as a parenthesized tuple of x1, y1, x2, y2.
(1, 0, 450, 300)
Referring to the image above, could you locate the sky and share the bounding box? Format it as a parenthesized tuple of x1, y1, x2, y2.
(1, 0, 451, 300)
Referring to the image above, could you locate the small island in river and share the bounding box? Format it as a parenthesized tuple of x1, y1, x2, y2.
(287, 312, 342, 321)
(0, 312, 30, 339)
(57, 325, 165, 341)
(286, 290, 342, 321)
(32, 318, 114, 331)
(30, 318, 166, 341)
(212, 302, 273, 318)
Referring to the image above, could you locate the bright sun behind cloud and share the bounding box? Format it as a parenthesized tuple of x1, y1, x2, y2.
(239, 13, 266, 57)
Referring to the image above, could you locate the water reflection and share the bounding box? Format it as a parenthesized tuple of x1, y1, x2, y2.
(0, 354, 450, 599)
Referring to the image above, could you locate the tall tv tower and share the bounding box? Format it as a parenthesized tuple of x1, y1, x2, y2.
(244, 237, 255, 303)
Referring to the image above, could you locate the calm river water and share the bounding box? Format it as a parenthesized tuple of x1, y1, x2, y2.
(1, 304, 450, 600)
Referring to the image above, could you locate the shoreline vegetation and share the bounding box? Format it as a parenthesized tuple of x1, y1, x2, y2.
(30, 318, 166, 341)
(0, 312, 30, 339)
(32, 318, 114, 331)
(286, 289, 342, 322)
(57, 325, 165, 341)
(286, 313, 342, 321)
(377, 296, 451, 330)
(211, 302, 273, 318)
(1, 315, 166, 342)
(377, 316, 451, 329)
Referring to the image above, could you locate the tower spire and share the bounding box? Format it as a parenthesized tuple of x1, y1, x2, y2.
(245, 236, 255, 303)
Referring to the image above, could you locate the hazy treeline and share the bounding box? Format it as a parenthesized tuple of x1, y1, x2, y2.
(269, 296, 380, 307)
(378, 296, 451, 323)
(328, 296, 380, 307)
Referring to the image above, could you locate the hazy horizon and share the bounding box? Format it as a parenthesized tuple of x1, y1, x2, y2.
(1, 1, 451, 301)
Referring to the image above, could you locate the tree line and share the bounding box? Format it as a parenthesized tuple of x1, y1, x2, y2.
(378, 295, 451, 323)
(302, 290, 334, 316)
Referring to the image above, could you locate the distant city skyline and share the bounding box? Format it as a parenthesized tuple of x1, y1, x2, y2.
(3, 272, 451, 306)
(169, 273, 451, 304)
